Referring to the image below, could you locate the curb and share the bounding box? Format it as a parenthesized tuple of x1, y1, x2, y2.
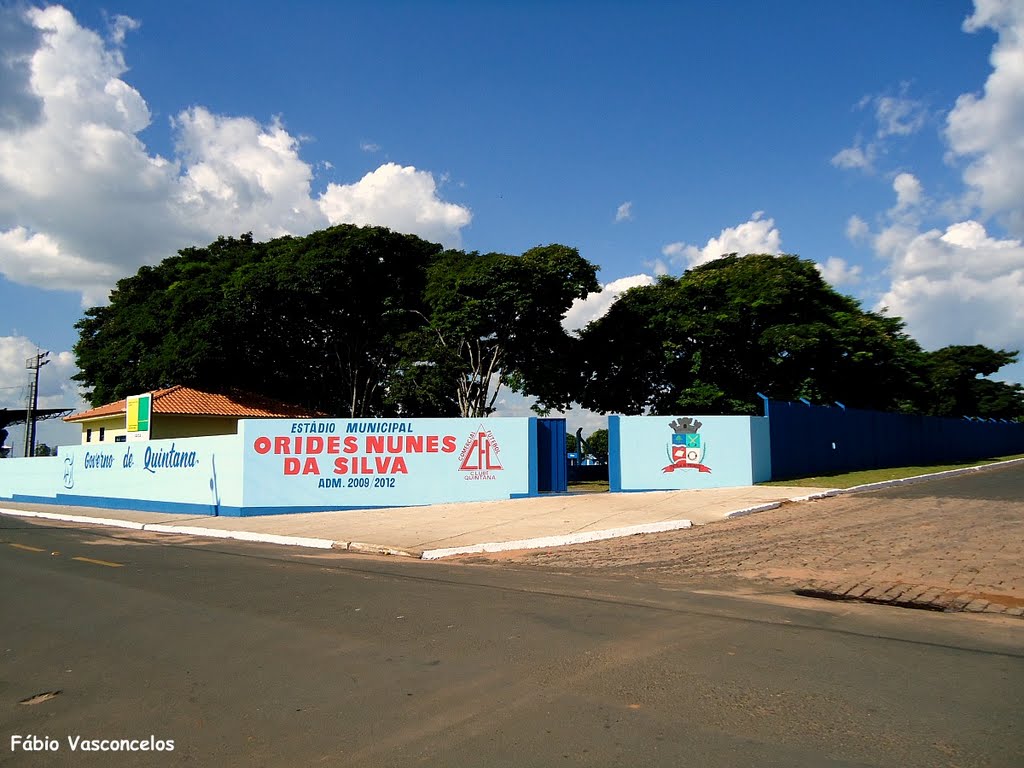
(0, 508, 335, 550)
(420, 518, 693, 560)
(3, 457, 1019, 559)
(725, 502, 784, 519)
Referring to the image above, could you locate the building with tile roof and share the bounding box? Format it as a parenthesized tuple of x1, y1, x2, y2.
(64, 385, 325, 445)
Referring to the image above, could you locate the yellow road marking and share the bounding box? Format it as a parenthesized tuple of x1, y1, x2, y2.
(71, 556, 124, 568)
(9, 543, 46, 553)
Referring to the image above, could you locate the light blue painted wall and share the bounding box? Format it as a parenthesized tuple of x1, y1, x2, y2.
(611, 415, 769, 491)
(0, 455, 61, 501)
(0, 435, 244, 514)
(239, 417, 533, 509)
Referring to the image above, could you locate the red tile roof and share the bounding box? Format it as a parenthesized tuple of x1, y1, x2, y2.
(65, 385, 325, 422)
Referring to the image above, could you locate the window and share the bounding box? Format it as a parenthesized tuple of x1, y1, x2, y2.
(99, 427, 105, 441)
(86, 429, 92, 443)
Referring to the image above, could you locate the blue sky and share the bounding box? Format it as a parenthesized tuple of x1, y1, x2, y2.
(1, 0, 1023, 451)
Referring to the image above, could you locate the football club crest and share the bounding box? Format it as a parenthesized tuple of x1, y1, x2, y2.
(662, 418, 711, 474)
(458, 424, 503, 480)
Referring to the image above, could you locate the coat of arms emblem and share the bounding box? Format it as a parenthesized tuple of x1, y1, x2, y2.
(663, 417, 711, 473)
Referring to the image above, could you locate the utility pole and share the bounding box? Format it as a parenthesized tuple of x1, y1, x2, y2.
(24, 350, 49, 458)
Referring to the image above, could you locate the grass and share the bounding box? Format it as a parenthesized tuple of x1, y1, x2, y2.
(759, 453, 1024, 489)
(567, 480, 610, 493)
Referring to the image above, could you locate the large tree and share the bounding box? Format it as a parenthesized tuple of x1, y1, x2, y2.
(219, 226, 442, 416)
(919, 345, 1024, 420)
(406, 244, 600, 417)
(73, 233, 266, 406)
(73, 227, 600, 419)
(576, 254, 927, 415)
(74, 226, 441, 414)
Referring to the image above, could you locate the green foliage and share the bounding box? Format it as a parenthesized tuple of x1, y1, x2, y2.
(578, 254, 926, 415)
(566, 433, 578, 453)
(73, 226, 599, 419)
(34, 443, 54, 457)
(584, 428, 609, 462)
(919, 345, 1024, 419)
(408, 244, 599, 417)
(74, 226, 444, 414)
(576, 253, 1024, 419)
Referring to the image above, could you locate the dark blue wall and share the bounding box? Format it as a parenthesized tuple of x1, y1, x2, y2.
(764, 398, 1024, 480)
(536, 418, 568, 492)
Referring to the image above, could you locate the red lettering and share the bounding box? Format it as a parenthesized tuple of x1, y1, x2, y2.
(284, 457, 300, 475)
(426, 435, 439, 452)
(405, 435, 423, 453)
(366, 436, 384, 453)
(307, 436, 324, 454)
(302, 457, 320, 475)
(327, 436, 341, 453)
(376, 457, 391, 473)
(253, 436, 271, 454)
(386, 436, 403, 453)
(275, 436, 291, 454)
(442, 435, 457, 453)
(333, 457, 348, 475)
(343, 436, 359, 454)
(393, 456, 409, 474)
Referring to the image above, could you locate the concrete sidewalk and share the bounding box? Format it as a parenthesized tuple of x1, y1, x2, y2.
(0, 484, 826, 558)
(5, 461, 1014, 558)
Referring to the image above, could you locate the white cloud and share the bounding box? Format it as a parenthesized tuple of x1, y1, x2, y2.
(0, 6, 470, 305)
(319, 163, 472, 247)
(0, 7, 42, 132)
(877, 220, 1024, 352)
(0, 335, 81, 410)
(108, 14, 139, 45)
(817, 257, 862, 286)
(0, 227, 116, 304)
(562, 273, 655, 333)
(892, 172, 923, 210)
(831, 145, 872, 170)
(662, 212, 783, 267)
(875, 93, 927, 138)
(846, 214, 870, 241)
(615, 201, 633, 222)
(872, 214, 1022, 353)
(832, 87, 927, 174)
(360, 141, 380, 152)
(945, 0, 1024, 235)
(849, 2, 1024, 387)
(173, 107, 326, 239)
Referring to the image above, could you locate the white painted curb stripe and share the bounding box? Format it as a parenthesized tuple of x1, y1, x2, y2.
(0, 508, 334, 550)
(3, 457, 1019, 557)
(1, 507, 146, 530)
(725, 502, 784, 519)
(140, 524, 334, 549)
(420, 518, 693, 560)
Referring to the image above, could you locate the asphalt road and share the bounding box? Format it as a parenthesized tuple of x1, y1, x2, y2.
(1, 513, 1022, 767)
(490, 463, 1024, 612)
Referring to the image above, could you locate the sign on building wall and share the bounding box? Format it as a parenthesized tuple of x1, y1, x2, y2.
(37, 435, 245, 513)
(240, 417, 534, 511)
(0, 418, 543, 517)
(125, 393, 152, 442)
(610, 414, 771, 491)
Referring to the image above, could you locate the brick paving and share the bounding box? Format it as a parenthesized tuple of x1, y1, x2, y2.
(486, 466, 1024, 618)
